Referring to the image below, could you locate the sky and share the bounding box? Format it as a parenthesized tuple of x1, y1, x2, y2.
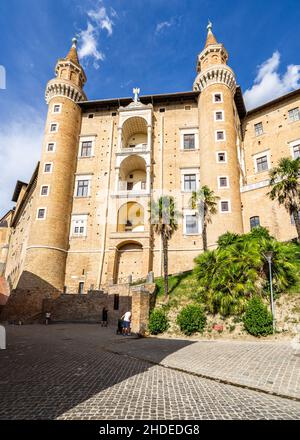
(0, 0, 300, 217)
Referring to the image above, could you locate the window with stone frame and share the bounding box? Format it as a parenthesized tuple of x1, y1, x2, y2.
(185, 214, 199, 234)
(217, 152, 227, 163)
(213, 93, 223, 103)
(288, 107, 300, 122)
(76, 180, 89, 197)
(254, 122, 263, 136)
(47, 142, 55, 152)
(71, 215, 87, 236)
(220, 200, 230, 212)
(219, 176, 228, 188)
(216, 130, 225, 141)
(183, 133, 195, 150)
(80, 141, 93, 157)
(44, 163, 52, 173)
(50, 123, 58, 132)
(215, 111, 224, 121)
(292, 144, 300, 159)
(37, 208, 46, 219)
(184, 174, 196, 191)
(41, 185, 49, 196)
(256, 155, 268, 172)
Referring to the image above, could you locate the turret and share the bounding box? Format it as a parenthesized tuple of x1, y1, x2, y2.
(195, 22, 243, 246)
(3, 39, 87, 320)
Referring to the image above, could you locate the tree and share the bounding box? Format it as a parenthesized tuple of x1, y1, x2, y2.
(268, 157, 300, 241)
(190, 186, 219, 251)
(150, 196, 179, 300)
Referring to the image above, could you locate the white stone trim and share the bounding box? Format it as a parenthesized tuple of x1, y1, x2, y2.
(27, 245, 68, 253)
(215, 130, 226, 142)
(180, 168, 200, 192)
(217, 176, 230, 189)
(45, 79, 87, 104)
(193, 65, 236, 94)
(219, 199, 231, 213)
(179, 128, 199, 150)
(213, 92, 223, 103)
(52, 103, 62, 114)
(78, 136, 96, 158)
(240, 179, 270, 193)
(49, 122, 59, 133)
(36, 207, 47, 220)
(43, 162, 53, 174)
(70, 214, 88, 237)
(40, 185, 50, 197)
(46, 142, 56, 153)
(214, 109, 224, 121)
(183, 210, 201, 235)
(252, 149, 270, 173)
(288, 138, 300, 158)
(216, 151, 227, 163)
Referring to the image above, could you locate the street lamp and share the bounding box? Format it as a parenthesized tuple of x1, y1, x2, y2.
(263, 251, 276, 334)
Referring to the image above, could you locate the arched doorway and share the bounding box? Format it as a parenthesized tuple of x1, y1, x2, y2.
(114, 241, 143, 284)
(117, 202, 144, 232)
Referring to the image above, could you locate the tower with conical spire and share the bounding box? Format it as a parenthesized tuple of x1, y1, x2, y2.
(195, 22, 243, 245)
(2, 39, 87, 320)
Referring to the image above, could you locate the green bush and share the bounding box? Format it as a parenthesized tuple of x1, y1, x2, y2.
(148, 308, 169, 335)
(176, 304, 207, 335)
(243, 297, 273, 336)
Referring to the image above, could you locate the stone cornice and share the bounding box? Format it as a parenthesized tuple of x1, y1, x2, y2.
(193, 64, 236, 94)
(45, 78, 87, 104)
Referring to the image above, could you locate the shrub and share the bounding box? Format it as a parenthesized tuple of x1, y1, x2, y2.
(176, 304, 206, 336)
(148, 308, 169, 335)
(243, 297, 273, 336)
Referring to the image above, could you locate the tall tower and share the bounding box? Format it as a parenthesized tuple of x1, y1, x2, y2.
(194, 22, 243, 245)
(4, 39, 87, 320)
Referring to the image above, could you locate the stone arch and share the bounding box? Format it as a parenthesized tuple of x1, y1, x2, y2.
(114, 240, 143, 284)
(117, 201, 144, 232)
(121, 116, 148, 148)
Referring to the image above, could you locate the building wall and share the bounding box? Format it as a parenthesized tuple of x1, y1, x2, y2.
(241, 93, 300, 240)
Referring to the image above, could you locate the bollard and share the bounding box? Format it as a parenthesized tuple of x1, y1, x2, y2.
(0, 325, 6, 349)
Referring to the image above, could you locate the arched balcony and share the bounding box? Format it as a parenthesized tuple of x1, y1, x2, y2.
(117, 202, 145, 233)
(115, 155, 150, 194)
(117, 116, 151, 152)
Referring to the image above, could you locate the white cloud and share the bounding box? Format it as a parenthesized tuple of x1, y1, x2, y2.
(244, 51, 300, 110)
(78, 3, 115, 68)
(156, 20, 173, 34)
(0, 107, 43, 217)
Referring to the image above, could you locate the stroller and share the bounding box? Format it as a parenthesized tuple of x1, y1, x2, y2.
(116, 319, 123, 335)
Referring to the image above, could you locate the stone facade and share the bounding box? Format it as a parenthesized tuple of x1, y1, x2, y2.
(1, 25, 300, 321)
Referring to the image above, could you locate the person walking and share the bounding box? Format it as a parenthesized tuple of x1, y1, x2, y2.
(121, 310, 131, 336)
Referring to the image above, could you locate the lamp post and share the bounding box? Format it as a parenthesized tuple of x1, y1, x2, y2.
(263, 251, 276, 334)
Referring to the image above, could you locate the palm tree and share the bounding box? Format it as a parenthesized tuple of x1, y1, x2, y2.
(190, 186, 219, 251)
(268, 157, 300, 241)
(150, 196, 179, 300)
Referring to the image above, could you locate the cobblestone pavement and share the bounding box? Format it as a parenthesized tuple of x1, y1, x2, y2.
(0, 324, 300, 420)
(112, 337, 300, 400)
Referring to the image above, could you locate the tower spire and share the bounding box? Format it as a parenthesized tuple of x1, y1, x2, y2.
(65, 37, 80, 65)
(205, 20, 218, 48)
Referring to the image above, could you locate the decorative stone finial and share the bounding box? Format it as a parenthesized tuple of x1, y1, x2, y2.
(133, 87, 140, 103)
(207, 20, 212, 32)
(72, 37, 77, 48)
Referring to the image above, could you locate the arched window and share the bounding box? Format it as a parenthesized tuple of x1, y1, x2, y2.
(250, 216, 260, 230)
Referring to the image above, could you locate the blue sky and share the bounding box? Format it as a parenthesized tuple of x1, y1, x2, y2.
(0, 0, 300, 217)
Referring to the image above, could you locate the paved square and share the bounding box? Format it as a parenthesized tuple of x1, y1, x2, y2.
(0, 324, 300, 420)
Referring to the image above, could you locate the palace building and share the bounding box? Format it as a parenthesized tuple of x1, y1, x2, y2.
(1, 23, 300, 321)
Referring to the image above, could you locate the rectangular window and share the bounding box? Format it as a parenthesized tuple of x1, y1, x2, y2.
(37, 208, 46, 219)
(53, 104, 61, 113)
(213, 93, 223, 103)
(184, 105, 191, 111)
(254, 122, 263, 136)
(293, 144, 300, 159)
(88, 114, 94, 119)
(185, 214, 199, 235)
(288, 107, 300, 122)
(256, 155, 268, 172)
(184, 174, 196, 191)
(215, 111, 224, 121)
(80, 141, 92, 157)
(183, 134, 195, 150)
(50, 123, 58, 133)
(44, 163, 52, 173)
(47, 142, 55, 152)
(216, 130, 225, 141)
(220, 201, 230, 212)
(76, 180, 89, 197)
(127, 182, 133, 190)
(217, 152, 227, 163)
(219, 177, 228, 188)
(71, 215, 87, 236)
(250, 216, 260, 229)
(113, 294, 119, 310)
(40, 185, 49, 196)
(78, 282, 84, 294)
